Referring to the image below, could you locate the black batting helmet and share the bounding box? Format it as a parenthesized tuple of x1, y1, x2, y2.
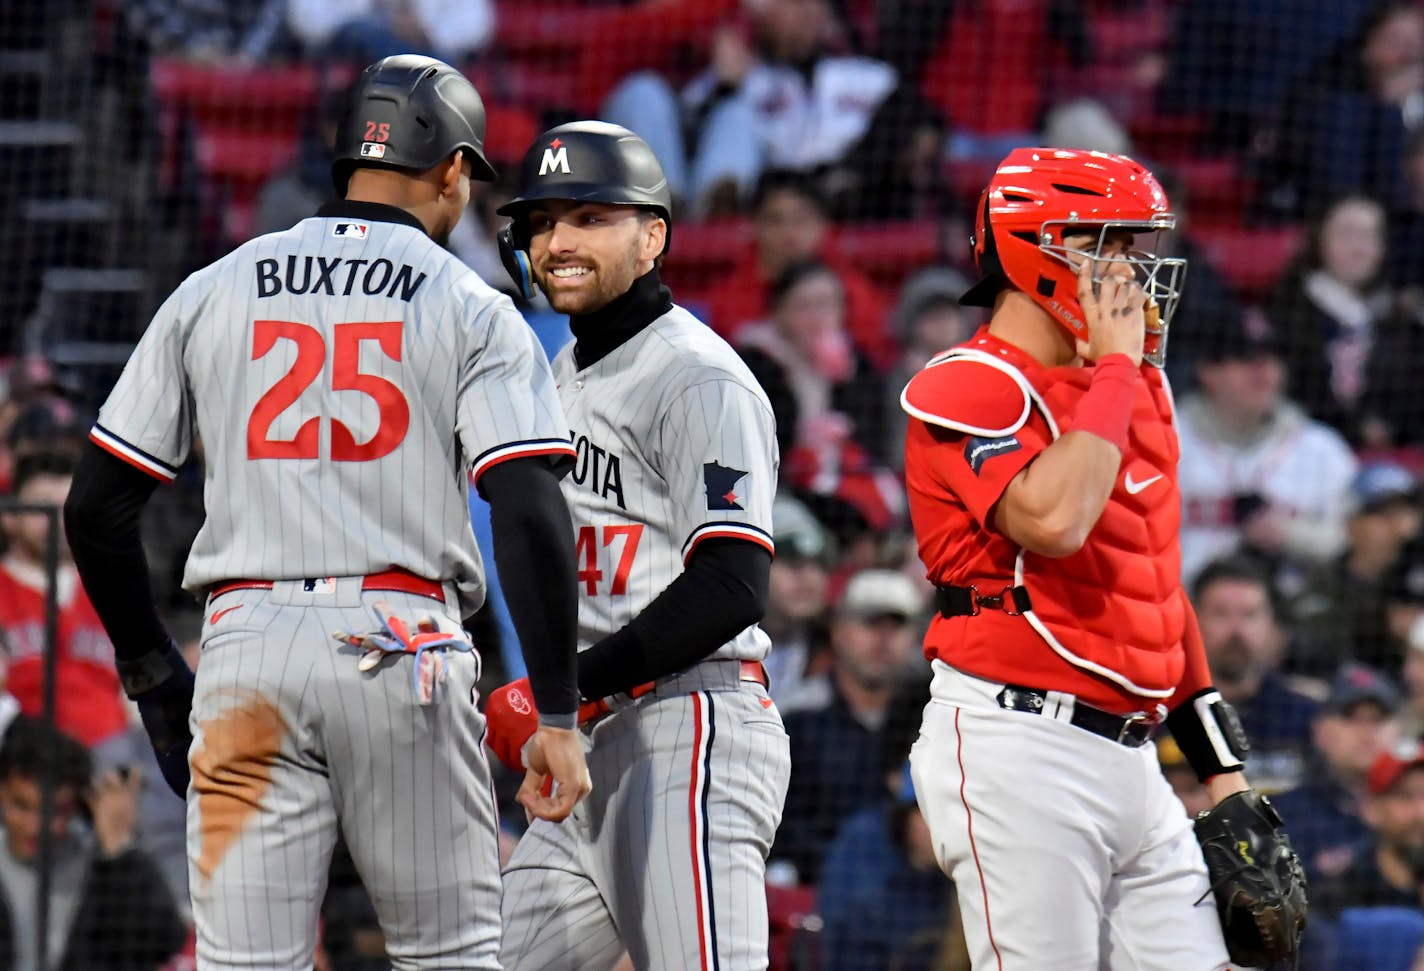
(497, 121, 672, 249)
(331, 54, 497, 194)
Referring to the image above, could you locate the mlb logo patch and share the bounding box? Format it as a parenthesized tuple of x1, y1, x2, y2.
(332, 222, 369, 239)
(360, 142, 386, 159)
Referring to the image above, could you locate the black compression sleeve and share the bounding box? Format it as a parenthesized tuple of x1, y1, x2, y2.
(62, 444, 171, 663)
(479, 457, 580, 722)
(577, 538, 771, 700)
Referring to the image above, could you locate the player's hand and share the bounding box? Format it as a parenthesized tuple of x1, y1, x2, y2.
(517, 725, 592, 823)
(1075, 258, 1145, 366)
(89, 767, 143, 858)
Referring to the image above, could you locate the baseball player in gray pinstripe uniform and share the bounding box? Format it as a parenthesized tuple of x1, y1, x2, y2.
(62, 55, 591, 970)
(484, 122, 792, 970)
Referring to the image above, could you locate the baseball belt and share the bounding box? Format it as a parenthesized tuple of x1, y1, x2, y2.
(996, 684, 1160, 748)
(210, 568, 447, 603)
(579, 659, 769, 722)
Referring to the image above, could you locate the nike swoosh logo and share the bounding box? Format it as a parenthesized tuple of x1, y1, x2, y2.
(210, 604, 244, 625)
(1124, 472, 1164, 495)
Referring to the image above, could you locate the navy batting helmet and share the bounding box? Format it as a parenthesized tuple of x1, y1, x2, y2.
(331, 54, 497, 194)
(496, 121, 672, 298)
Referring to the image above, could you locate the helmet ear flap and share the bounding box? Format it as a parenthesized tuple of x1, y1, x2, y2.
(497, 223, 536, 301)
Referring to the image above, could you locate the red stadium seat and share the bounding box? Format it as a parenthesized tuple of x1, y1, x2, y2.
(830, 221, 940, 293)
(661, 219, 754, 293)
(767, 883, 820, 971)
(1190, 224, 1303, 299)
(192, 130, 300, 188)
(150, 61, 328, 128)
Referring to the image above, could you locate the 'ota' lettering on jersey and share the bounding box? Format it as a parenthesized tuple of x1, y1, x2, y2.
(570, 431, 626, 510)
(964, 435, 1022, 475)
(255, 256, 427, 302)
(704, 462, 747, 510)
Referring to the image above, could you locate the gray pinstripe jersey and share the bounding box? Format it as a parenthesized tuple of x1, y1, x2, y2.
(93, 213, 572, 616)
(552, 304, 777, 659)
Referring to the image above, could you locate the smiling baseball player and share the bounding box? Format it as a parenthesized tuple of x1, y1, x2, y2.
(483, 121, 791, 971)
(62, 55, 590, 970)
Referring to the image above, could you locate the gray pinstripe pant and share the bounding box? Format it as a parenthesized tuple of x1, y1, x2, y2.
(501, 663, 792, 971)
(186, 578, 500, 970)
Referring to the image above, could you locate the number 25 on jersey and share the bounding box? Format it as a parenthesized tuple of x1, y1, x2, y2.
(576, 524, 643, 596)
(247, 319, 410, 462)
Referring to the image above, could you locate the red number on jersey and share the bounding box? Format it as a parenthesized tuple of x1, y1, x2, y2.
(575, 526, 604, 595)
(575, 524, 644, 596)
(247, 319, 411, 461)
(331, 321, 410, 461)
(247, 320, 323, 459)
(603, 524, 644, 596)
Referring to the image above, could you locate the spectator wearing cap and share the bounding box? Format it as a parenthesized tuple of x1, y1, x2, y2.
(1313, 739, 1424, 919)
(771, 568, 927, 885)
(764, 493, 835, 715)
(882, 267, 978, 473)
(253, 87, 348, 238)
(1176, 306, 1357, 585)
(1193, 557, 1319, 792)
(1272, 663, 1402, 883)
(1294, 460, 1422, 672)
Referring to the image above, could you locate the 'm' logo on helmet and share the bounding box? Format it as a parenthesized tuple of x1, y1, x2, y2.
(538, 138, 570, 176)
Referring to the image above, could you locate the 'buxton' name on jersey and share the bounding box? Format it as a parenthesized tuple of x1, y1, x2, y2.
(255, 255, 428, 301)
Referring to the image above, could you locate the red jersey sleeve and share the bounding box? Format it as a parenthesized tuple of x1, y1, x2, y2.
(1168, 586, 1214, 711)
(901, 355, 1051, 529)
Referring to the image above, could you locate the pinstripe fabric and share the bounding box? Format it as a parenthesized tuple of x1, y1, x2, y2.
(93, 215, 571, 618)
(188, 584, 501, 970)
(501, 687, 791, 971)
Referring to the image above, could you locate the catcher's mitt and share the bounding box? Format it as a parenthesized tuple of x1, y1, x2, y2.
(1194, 789, 1308, 966)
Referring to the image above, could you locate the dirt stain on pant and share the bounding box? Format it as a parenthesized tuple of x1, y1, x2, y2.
(191, 689, 288, 882)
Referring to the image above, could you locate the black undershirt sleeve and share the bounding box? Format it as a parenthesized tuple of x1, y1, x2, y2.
(479, 456, 580, 723)
(62, 444, 171, 664)
(577, 538, 772, 701)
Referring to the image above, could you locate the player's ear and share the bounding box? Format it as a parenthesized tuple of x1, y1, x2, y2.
(640, 216, 667, 262)
(439, 150, 465, 199)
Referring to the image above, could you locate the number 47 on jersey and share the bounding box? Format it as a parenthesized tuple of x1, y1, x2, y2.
(576, 524, 643, 596)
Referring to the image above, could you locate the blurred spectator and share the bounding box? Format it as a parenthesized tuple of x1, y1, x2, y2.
(1271, 2, 1424, 217)
(818, 749, 950, 968)
(1192, 557, 1318, 793)
(1157, 736, 1212, 820)
(1148, 169, 1249, 394)
(764, 494, 834, 715)
(253, 88, 346, 237)
(1273, 664, 1402, 883)
(773, 569, 926, 884)
(1314, 739, 1424, 918)
(1359, 287, 1424, 448)
(1040, 98, 1133, 155)
(0, 451, 134, 770)
(737, 259, 887, 462)
(706, 170, 893, 369)
(1176, 309, 1356, 585)
(286, 0, 495, 64)
(0, 715, 187, 971)
(1293, 461, 1422, 674)
(604, 0, 910, 215)
(882, 268, 977, 472)
(1269, 193, 1395, 441)
(118, 0, 287, 61)
(1385, 538, 1424, 672)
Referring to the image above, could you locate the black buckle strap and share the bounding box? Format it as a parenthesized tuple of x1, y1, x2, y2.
(996, 685, 1158, 748)
(935, 583, 1032, 618)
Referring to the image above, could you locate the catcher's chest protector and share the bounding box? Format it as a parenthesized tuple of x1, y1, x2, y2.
(1017, 362, 1188, 697)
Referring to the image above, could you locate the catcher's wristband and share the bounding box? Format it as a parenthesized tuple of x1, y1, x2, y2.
(1166, 688, 1249, 782)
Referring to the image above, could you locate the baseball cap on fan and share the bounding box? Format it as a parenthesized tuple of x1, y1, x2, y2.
(772, 493, 832, 563)
(837, 569, 923, 622)
(1368, 739, 1424, 796)
(1386, 539, 1424, 605)
(1320, 662, 1400, 717)
(1197, 306, 1283, 364)
(1348, 461, 1419, 516)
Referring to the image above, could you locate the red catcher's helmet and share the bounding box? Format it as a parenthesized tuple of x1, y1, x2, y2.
(960, 147, 1187, 367)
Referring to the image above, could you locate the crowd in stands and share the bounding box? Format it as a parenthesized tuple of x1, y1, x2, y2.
(7, 0, 1424, 967)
